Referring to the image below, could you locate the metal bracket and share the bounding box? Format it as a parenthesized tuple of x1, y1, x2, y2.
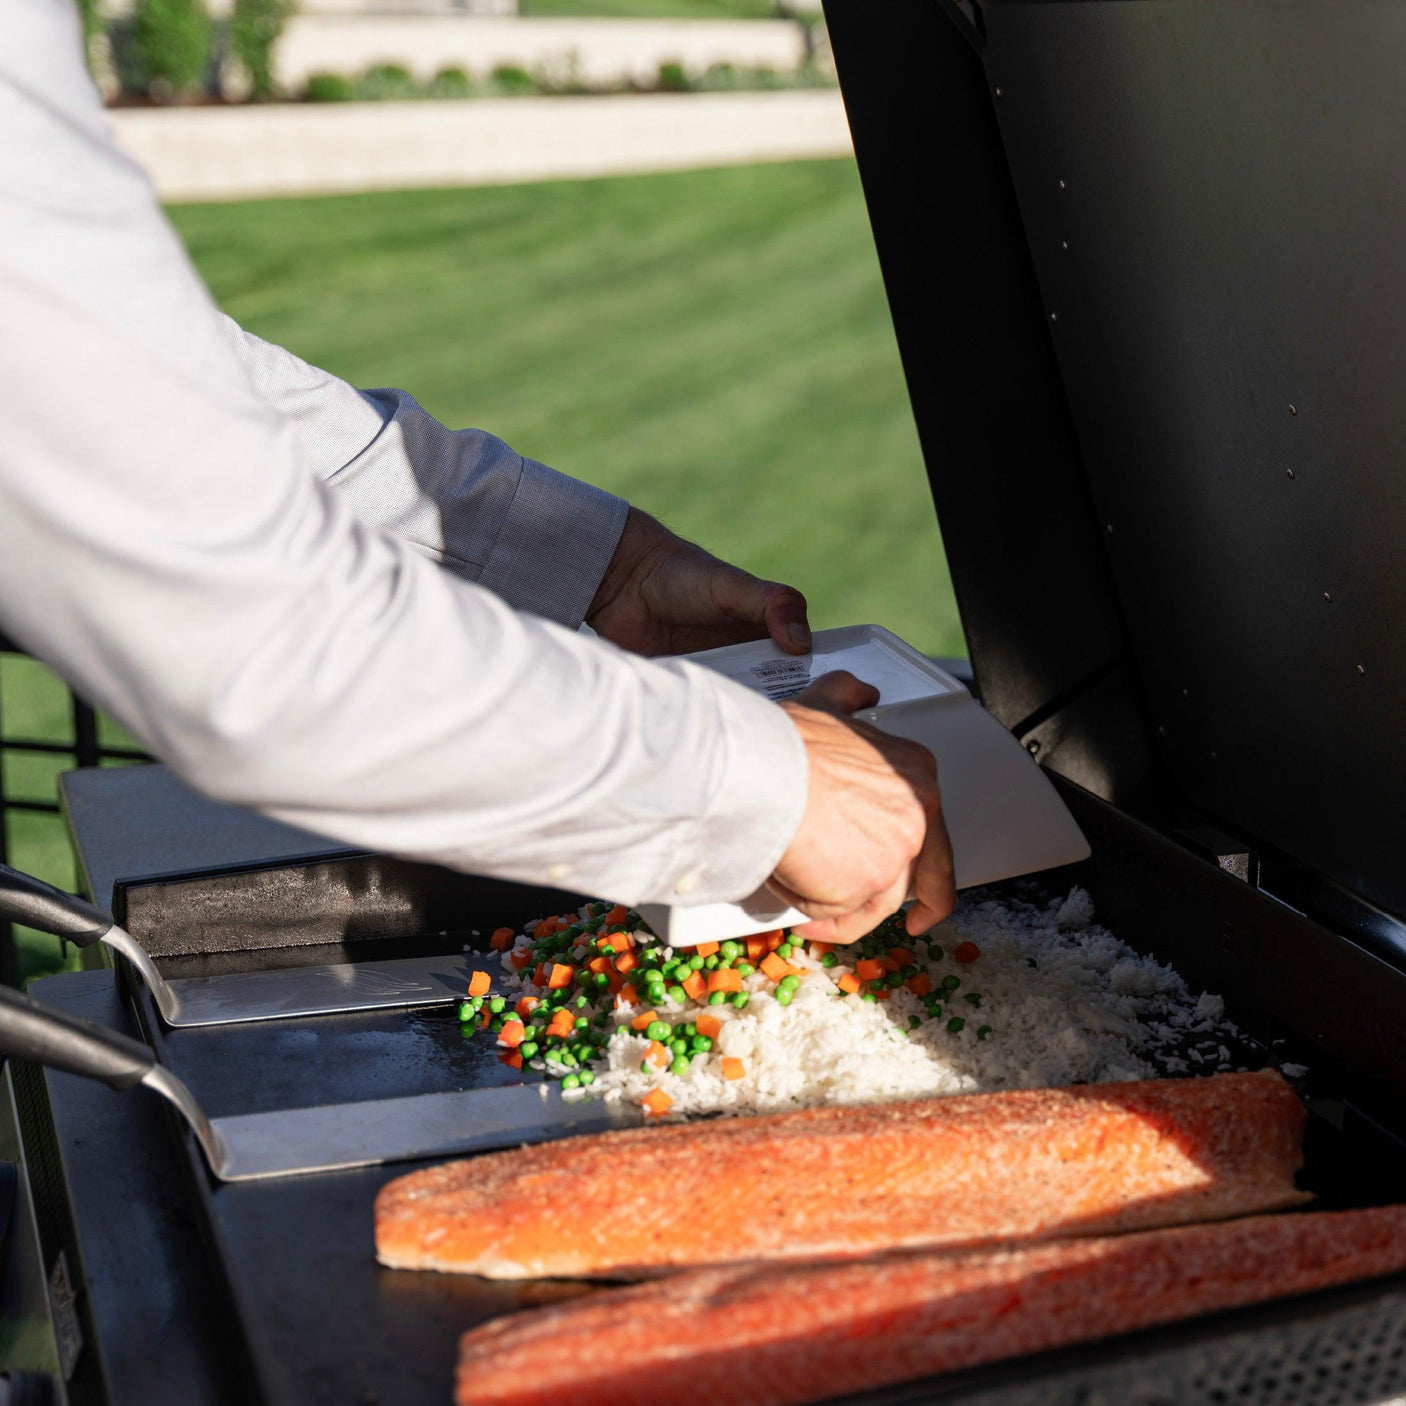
(1177, 826, 1261, 887)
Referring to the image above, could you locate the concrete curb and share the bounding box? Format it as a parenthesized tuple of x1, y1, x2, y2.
(111, 90, 853, 203)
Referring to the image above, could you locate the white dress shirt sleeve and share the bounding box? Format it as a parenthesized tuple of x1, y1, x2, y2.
(213, 319, 628, 629)
(0, 0, 809, 907)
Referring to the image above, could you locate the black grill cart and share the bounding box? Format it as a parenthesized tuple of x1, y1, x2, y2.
(7, 3, 1406, 1401)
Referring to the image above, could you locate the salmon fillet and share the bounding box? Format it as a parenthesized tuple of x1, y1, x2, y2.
(376, 1070, 1307, 1279)
(454, 1205, 1406, 1406)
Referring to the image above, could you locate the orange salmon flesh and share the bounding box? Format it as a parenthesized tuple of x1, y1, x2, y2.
(452, 1205, 1406, 1406)
(376, 1070, 1307, 1280)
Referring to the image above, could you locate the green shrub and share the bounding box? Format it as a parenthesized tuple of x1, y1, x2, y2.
(656, 60, 691, 92)
(304, 70, 353, 101)
(357, 62, 419, 100)
(427, 65, 473, 99)
(129, 0, 211, 97)
(699, 61, 740, 91)
(489, 64, 535, 96)
(230, 0, 292, 98)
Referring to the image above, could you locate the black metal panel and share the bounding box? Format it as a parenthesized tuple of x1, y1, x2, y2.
(823, 0, 1143, 784)
(974, 1, 1406, 921)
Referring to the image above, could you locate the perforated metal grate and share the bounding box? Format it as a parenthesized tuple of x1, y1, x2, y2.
(917, 1289, 1406, 1406)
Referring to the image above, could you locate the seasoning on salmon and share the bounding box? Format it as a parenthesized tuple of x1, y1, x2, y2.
(375, 1070, 1307, 1280)
(452, 1205, 1406, 1406)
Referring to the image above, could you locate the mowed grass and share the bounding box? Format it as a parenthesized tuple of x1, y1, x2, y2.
(6, 158, 960, 981)
(170, 160, 960, 649)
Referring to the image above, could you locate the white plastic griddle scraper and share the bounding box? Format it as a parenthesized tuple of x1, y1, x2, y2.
(632, 625, 1090, 946)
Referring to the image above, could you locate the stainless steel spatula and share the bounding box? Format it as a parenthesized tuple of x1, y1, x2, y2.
(0, 861, 499, 1028)
(0, 982, 629, 1181)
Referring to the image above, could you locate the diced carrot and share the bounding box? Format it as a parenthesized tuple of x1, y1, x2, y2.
(614, 950, 638, 975)
(953, 941, 982, 964)
(765, 930, 786, 952)
(706, 968, 743, 995)
(875, 987, 892, 1001)
(610, 930, 635, 952)
(837, 973, 862, 995)
(642, 1088, 672, 1117)
(888, 947, 916, 968)
(645, 1040, 669, 1069)
(808, 941, 834, 958)
(548, 963, 576, 990)
(606, 971, 625, 996)
(497, 1019, 526, 1048)
(855, 958, 887, 982)
(514, 996, 538, 1019)
(631, 1010, 657, 1032)
(682, 970, 708, 1002)
(499, 1050, 523, 1070)
(693, 941, 720, 958)
(480, 1011, 491, 1028)
(720, 1057, 746, 1081)
(532, 918, 556, 938)
(510, 949, 533, 970)
(907, 973, 932, 998)
(604, 905, 629, 926)
(616, 985, 640, 1009)
(759, 953, 797, 983)
(489, 927, 515, 951)
(587, 956, 613, 976)
(696, 1014, 722, 1040)
(745, 936, 768, 962)
(546, 1010, 575, 1039)
(534, 963, 550, 987)
(467, 970, 492, 998)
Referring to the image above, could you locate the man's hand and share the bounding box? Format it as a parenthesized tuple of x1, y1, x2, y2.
(587, 509, 811, 657)
(771, 672, 955, 943)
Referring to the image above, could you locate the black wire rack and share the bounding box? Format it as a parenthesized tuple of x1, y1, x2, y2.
(0, 630, 150, 986)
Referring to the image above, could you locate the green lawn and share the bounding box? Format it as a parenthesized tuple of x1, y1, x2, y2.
(6, 157, 960, 981)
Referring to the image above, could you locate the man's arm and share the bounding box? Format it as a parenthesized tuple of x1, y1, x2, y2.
(0, 0, 806, 907)
(215, 321, 628, 629)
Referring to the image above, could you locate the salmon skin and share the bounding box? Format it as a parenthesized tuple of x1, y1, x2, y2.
(376, 1070, 1307, 1279)
(454, 1205, 1406, 1406)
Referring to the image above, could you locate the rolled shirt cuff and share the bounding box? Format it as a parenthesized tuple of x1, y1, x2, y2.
(477, 456, 630, 630)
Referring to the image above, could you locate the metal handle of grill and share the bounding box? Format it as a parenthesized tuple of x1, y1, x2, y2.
(0, 984, 227, 1172)
(0, 862, 112, 947)
(0, 863, 182, 1023)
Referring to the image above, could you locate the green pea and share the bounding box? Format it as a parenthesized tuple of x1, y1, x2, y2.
(574, 1015, 590, 1030)
(520, 1040, 538, 1059)
(561, 1073, 580, 1090)
(592, 972, 609, 988)
(899, 965, 919, 981)
(861, 992, 878, 1004)
(929, 945, 945, 961)
(777, 943, 793, 959)
(909, 1016, 921, 1030)
(575, 994, 590, 1009)
(885, 971, 905, 989)
(946, 1017, 965, 1033)
(1025, 958, 1038, 969)
(778, 974, 800, 992)
(579, 1070, 596, 1086)
(682, 1023, 698, 1038)
(691, 1035, 713, 1053)
(457, 1002, 475, 1023)
(942, 975, 961, 991)
(688, 954, 705, 971)
(703, 955, 720, 970)
(662, 961, 680, 979)
(964, 993, 982, 1007)
(977, 1025, 992, 1041)
(671, 1038, 689, 1056)
(708, 991, 727, 1006)
(820, 953, 838, 968)
(560, 1051, 579, 1067)
(730, 991, 750, 1010)
(775, 989, 793, 1007)
(667, 985, 687, 1004)
(487, 996, 506, 1014)
(720, 941, 743, 961)
(736, 962, 755, 978)
(669, 1055, 690, 1075)
(646, 1020, 670, 1041)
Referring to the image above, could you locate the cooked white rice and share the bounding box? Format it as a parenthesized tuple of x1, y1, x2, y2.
(495, 886, 1253, 1120)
